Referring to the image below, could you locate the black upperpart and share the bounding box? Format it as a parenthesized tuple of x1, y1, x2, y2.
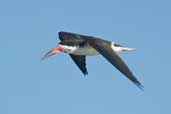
(59, 40, 88, 48)
(57, 31, 144, 90)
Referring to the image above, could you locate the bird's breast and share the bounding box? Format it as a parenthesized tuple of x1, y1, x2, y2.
(73, 46, 99, 56)
(59, 44, 99, 56)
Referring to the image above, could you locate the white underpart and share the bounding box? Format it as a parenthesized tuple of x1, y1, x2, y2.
(59, 44, 99, 56)
(58, 43, 136, 56)
(73, 45, 99, 56)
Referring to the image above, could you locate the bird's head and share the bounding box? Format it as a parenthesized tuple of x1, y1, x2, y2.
(41, 45, 62, 60)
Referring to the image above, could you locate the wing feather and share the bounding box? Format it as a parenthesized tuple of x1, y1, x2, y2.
(69, 54, 88, 76)
(88, 39, 144, 90)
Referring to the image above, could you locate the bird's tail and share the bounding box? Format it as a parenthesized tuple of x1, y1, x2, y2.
(121, 47, 136, 51)
(112, 43, 136, 53)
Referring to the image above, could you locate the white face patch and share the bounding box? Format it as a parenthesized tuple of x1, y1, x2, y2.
(58, 44, 77, 53)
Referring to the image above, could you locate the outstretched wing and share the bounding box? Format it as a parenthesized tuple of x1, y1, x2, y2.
(58, 31, 84, 41)
(69, 54, 88, 76)
(88, 39, 144, 90)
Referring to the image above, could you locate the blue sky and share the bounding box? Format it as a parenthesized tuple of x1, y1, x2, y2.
(1, 0, 171, 114)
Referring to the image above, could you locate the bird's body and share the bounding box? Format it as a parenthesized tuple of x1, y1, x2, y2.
(42, 31, 143, 90)
(58, 43, 99, 56)
(58, 38, 135, 56)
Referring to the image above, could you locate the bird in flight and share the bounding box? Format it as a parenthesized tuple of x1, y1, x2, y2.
(42, 31, 143, 90)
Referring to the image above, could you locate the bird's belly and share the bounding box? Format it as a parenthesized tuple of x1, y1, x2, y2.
(73, 47, 99, 56)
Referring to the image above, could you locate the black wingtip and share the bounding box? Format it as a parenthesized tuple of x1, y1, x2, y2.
(83, 72, 88, 76)
(134, 81, 144, 91)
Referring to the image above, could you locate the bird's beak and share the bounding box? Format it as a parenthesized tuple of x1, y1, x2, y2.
(41, 46, 62, 60)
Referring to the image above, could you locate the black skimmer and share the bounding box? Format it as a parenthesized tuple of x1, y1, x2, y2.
(42, 32, 143, 90)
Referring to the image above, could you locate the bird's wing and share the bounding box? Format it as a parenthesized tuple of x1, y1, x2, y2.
(69, 54, 88, 76)
(88, 39, 143, 90)
(59, 32, 84, 41)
